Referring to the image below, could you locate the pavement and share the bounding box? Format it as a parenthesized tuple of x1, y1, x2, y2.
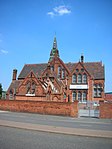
(0, 111, 112, 138)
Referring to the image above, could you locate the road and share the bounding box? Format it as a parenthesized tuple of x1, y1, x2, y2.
(0, 126, 112, 149)
(0, 111, 112, 131)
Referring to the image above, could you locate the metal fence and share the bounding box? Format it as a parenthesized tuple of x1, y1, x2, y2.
(78, 101, 99, 118)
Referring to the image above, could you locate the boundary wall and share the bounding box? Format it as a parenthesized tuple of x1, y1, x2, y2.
(0, 100, 78, 117)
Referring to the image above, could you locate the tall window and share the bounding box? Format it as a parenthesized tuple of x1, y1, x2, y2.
(78, 74, 82, 84)
(72, 91, 76, 101)
(9, 90, 13, 100)
(62, 69, 65, 79)
(58, 66, 61, 78)
(82, 92, 87, 102)
(94, 84, 102, 97)
(78, 91, 82, 101)
(72, 74, 76, 83)
(26, 81, 36, 95)
(83, 74, 87, 84)
(31, 82, 36, 94)
(26, 81, 31, 94)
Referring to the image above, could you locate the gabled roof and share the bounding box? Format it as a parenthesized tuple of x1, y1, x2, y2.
(7, 80, 22, 93)
(18, 64, 48, 79)
(18, 61, 104, 80)
(65, 62, 104, 79)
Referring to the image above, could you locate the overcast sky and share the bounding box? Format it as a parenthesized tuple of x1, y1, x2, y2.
(0, 0, 112, 92)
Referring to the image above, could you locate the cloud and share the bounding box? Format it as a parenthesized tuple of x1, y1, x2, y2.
(47, 12, 55, 17)
(54, 6, 71, 15)
(47, 5, 71, 17)
(1, 49, 8, 54)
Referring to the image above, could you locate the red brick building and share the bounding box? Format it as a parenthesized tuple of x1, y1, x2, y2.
(6, 37, 105, 103)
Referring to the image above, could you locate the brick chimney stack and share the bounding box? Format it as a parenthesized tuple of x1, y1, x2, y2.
(12, 69, 17, 81)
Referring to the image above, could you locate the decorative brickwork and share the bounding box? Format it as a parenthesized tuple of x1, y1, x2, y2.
(6, 37, 105, 103)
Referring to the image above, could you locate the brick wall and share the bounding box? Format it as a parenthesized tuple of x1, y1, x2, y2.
(99, 100, 112, 119)
(105, 94, 112, 101)
(0, 100, 78, 117)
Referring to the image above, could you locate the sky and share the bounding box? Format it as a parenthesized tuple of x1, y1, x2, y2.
(0, 0, 112, 92)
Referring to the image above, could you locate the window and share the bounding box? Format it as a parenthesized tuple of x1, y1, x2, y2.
(51, 66, 54, 72)
(62, 69, 65, 79)
(31, 82, 36, 94)
(82, 74, 87, 84)
(81, 68, 84, 72)
(78, 92, 82, 101)
(82, 92, 87, 102)
(26, 81, 36, 95)
(26, 82, 31, 94)
(76, 69, 79, 72)
(9, 90, 13, 100)
(93, 84, 102, 97)
(72, 74, 76, 83)
(58, 66, 61, 78)
(72, 91, 77, 101)
(78, 74, 82, 84)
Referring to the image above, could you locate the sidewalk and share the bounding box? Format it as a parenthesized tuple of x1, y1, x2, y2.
(0, 119, 112, 138)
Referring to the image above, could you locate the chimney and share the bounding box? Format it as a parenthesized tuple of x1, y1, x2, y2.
(81, 54, 84, 63)
(12, 69, 17, 81)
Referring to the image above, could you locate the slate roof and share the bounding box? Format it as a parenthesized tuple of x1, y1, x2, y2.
(66, 62, 105, 79)
(18, 62, 104, 80)
(7, 80, 22, 92)
(18, 64, 48, 79)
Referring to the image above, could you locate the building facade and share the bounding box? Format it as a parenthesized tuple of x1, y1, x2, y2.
(6, 37, 105, 103)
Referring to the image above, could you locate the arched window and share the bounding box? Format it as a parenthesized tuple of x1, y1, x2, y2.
(78, 91, 82, 102)
(31, 82, 36, 94)
(78, 74, 82, 84)
(72, 74, 76, 83)
(82, 92, 87, 102)
(82, 74, 87, 84)
(9, 90, 13, 100)
(26, 81, 31, 94)
(62, 69, 65, 79)
(58, 66, 61, 78)
(72, 91, 76, 101)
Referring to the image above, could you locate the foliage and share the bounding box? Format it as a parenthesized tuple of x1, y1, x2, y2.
(0, 83, 3, 99)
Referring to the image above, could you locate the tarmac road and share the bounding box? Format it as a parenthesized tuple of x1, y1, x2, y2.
(0, 126, 112, 149)
(0, 111, 112, 138)
(0, 111, 112, 131)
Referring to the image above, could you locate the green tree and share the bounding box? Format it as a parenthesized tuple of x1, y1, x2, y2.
(0, 83, 3, 99)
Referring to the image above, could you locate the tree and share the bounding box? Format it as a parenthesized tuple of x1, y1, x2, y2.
(0, 83, 3, 99)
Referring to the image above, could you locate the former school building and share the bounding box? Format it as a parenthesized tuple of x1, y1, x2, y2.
(6, 37, 105, 103)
